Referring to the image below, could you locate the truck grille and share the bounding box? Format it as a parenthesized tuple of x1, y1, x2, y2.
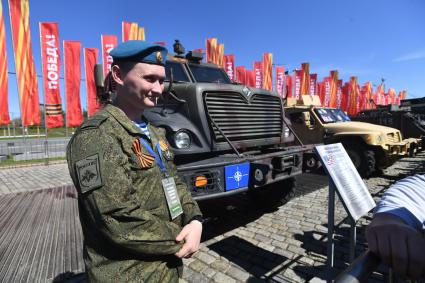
(387, 132, 401, 143)
(204, 92, 283, 142)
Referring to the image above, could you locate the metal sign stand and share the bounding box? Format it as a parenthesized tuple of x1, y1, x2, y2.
(326, 179, 358, 282)
(326, 179, 336, 280)
(315, 144, 376, 283)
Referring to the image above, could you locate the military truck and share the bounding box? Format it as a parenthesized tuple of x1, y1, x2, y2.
(96, 44, 310, 203)
(284, 95, 420, 177)
(353, 98, 425, 149)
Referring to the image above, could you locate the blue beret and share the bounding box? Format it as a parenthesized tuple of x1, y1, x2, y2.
(110, 40, 168, 66)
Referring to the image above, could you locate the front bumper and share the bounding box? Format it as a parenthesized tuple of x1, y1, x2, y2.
(385, 137, 422, 156)
(176, 145, 311, 200)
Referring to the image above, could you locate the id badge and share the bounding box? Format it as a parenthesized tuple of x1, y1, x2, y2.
(162, 177, 183, 220)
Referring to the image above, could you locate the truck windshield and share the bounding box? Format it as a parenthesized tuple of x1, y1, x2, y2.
(165, 61, 190, 82)
(188, 64, 232, 84)
(314, 108, 351, 124)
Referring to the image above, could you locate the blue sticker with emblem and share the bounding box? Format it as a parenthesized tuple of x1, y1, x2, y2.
(224, 162, 250, 191)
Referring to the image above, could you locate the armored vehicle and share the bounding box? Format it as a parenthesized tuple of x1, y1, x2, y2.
(284, 95, 420, 177)
(94, 44, 309, 203)
(354, 97, 425, 148)
(141, 50, 310, 202)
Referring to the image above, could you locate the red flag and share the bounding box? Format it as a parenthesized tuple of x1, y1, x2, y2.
(262, 53, 273, 90)
(336, 80, 343, 109)
(309, 74, 317, 97)
(253, 61, 263, 89)
(286, 75, 293, 98)
(206, 38, 217, 64)
(223, 55, 235, 81)
(398, 90, 407, 104)
(329, 70, 338, 108)
(348, 77, 359, 116)
(323, 77, 332, 107)
(39, 22, 63, 128)
(217, 43, 224, 67)
(275, 66, 285, 97)
(101, 35, 117, 77)
(374, 84, 385, 106)
(138, 27, 145, 40)
(122, 21, 139, 42)
(294, 70, 303, 99)
(64, 41, 83, 127)
(0, 2, 10, 125)
(388, 88, 396, 105)
(340, 83, 350, 112)
(361, 82, 373, 109)
(84, 48, 100, 117)
(300, 63, 310, 95)
(9, 0, 40, 126)
(317, 82, 325, 105)
(246, 70, 256, 88)
(236, 66, 246, 85)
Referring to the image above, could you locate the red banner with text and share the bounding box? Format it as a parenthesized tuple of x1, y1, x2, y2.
(323, 77, 332, 107)
(0, 2, 10, 125)
(40, 22, 63, 128)
(84, 48, 100, 117)
(101, 35, 117, 77)
(64, 41, 83, 127)
(294, 70, 303, 99)
(309, 74, 317, 98)
(253, 61, 263, 89)
(336, 80, 343, 109)
(275, 66, 285, 97)
(9, 0, 40, 126)
(223, 54, 235, 81)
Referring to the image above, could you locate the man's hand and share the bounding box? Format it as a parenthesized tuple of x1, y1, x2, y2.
(175, 220, 202, 258)
(366, 213, 425, 280)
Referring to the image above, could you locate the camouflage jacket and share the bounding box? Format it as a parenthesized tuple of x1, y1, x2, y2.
(66, 104, 202, 283)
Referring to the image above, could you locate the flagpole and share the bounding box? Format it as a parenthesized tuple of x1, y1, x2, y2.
(63, 40, 68, 137)
(39, 22, 49, 165)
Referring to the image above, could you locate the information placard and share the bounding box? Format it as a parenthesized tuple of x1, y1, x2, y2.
(315, 143, 376, 221)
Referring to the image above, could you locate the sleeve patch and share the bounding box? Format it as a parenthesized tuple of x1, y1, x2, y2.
(76, 154, 103, 193)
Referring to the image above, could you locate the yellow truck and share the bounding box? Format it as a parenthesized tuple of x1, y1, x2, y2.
(285, 95, 421, 177)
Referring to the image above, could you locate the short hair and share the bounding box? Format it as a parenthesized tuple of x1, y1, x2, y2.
(96, 60, 137, 105)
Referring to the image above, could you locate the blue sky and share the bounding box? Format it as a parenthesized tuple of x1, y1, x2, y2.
(2, 0, 425, 118)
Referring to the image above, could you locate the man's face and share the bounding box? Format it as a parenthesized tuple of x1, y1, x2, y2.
(119, 62, 166, 110)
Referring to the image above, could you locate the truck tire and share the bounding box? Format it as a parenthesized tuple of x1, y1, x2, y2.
(344, 143, 376, 178)
(248, 178, 296, 207)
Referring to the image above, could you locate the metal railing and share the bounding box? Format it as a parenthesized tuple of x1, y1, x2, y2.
(0, 138, 70, 167)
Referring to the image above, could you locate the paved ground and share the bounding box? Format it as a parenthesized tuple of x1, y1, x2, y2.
(0, 153, 424, 282)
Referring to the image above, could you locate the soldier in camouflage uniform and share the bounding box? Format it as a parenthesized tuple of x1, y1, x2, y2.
(66, 41, 203, 282)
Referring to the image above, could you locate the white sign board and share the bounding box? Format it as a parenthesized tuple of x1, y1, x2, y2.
(315, 143, 376, 221)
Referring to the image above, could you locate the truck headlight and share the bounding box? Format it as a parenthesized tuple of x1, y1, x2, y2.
(284, 127, 290, 138)
(174, 131, 191, 149)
